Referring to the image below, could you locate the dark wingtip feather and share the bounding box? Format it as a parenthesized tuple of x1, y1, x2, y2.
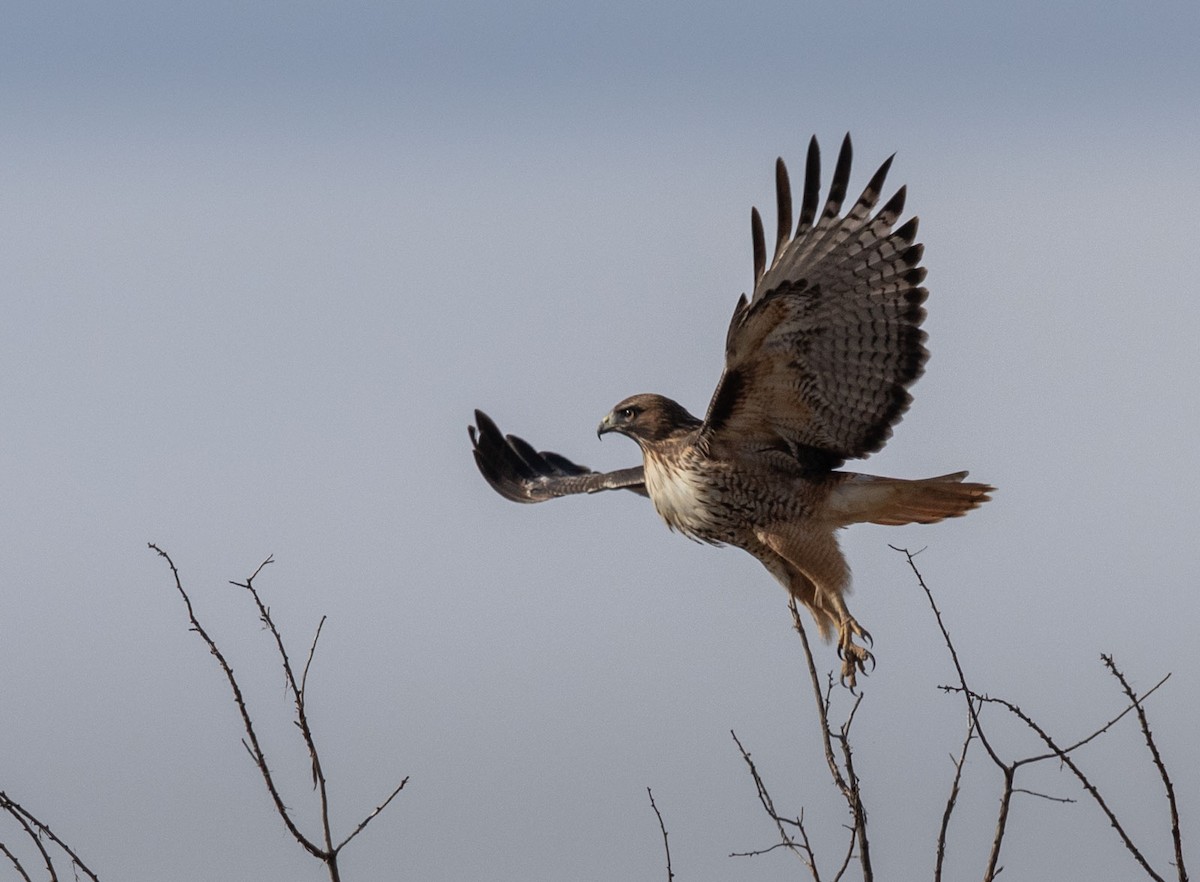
(879, 185, 907, 224)
(893, 216, 920, 246)
(751, 206, 766, 283)
(474, 409, 502, 440)
(505, 432, 546, 470)
(799, 136, 821, 228)
(774, 157, 792, 259)
(856, 154, 894, 213)
(824, 133, 852, 217)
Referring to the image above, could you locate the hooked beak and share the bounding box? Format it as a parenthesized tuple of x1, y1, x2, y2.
(597, 411, 617, 439)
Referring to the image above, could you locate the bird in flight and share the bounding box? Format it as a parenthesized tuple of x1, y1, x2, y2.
(470, 135, 992, 687)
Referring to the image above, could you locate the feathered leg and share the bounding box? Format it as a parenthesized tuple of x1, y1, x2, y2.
(755, 530, 872, 689)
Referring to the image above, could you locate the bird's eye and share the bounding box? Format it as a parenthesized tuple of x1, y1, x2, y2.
(621, 407, 637, 420)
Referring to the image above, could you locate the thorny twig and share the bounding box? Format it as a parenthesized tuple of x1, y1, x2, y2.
(0, 790, 99, 882)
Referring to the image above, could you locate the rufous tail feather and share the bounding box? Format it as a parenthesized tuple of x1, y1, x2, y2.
(829, 471, 994, 527)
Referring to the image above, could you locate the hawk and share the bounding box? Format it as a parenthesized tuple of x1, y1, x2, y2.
(470, 135, 992, 687)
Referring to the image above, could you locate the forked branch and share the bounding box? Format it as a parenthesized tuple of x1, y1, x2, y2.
(892, 545, 1184, 882)
(148, 543, 408, 881)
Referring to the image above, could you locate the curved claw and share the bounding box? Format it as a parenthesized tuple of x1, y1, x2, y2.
(837, 636, 874, 691)
(840, 655, 870, 691)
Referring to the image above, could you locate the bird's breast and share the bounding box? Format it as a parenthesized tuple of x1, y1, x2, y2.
(643, 451, 728, 542)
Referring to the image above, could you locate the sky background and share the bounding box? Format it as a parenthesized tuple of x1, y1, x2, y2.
(2, 1, 1198, 879)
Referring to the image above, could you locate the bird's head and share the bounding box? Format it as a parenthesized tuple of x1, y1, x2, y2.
(597, 393, 701, 446)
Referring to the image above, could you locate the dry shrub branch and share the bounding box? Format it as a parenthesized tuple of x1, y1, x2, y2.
(147, 544, 408, 882)
(721, 547, 1188, 882)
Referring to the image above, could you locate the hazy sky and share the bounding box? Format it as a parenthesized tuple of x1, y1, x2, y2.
(2, 2, 1198, 880)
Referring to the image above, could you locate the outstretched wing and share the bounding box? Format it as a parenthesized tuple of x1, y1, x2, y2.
(470, 410, 648, 503)
(699, 135, 928, 470)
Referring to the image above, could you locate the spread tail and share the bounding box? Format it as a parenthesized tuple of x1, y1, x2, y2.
(828, 471, 994, 527)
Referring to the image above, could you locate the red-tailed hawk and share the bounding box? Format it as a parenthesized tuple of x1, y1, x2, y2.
(470, 135, 992, 687)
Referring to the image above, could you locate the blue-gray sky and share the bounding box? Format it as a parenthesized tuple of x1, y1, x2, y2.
(2, 2, 1198, 880)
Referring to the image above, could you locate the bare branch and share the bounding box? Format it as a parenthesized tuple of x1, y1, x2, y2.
(1, 795, 55, 882)
(984, 765, 1015, 882)
(788, 600, 847, 796)
(834, 711, 870, 882)
(229, 564, 338, 866)
(788, 599, 872, 882)
(646, 788, 674, 882)
(0, 790, 99, 882)
(1011, 789, 1076, 804)
(1102, 655, 1188, 882)
(729, 841, 802, 859)
(0, 841, 34, 882)
(150, 544, 407, 880)
(148, 544, 324, 861)
(334, 777, 411, 853)
(972, 691, 1166, 882)
(891, 546, 1005, 770)
(1027, 673, 1171, 762)
(301, 616, 328, 703)
(730, 730, 810, 868)
(935, 709, 975, 882)
(893, 544, 1032, 879)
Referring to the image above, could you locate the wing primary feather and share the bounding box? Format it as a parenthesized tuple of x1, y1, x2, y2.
(725, 293, 749, 353)
(878, 185, 907, 224)
(892, 216, 920, 245)
(823, 133, 853, 218)
(854, 154, 895, 214)
(506, 433, 556, 472)
(473, 408, 501, 437)
(473, 410, 531, 476)
(774, 157, 792, 260)
(470, 425, 536, 502)
(798, 135, 821, 229)
(751, 206, 766, 284)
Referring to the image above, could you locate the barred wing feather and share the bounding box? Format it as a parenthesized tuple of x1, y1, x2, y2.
(700, 135, 929, 469)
